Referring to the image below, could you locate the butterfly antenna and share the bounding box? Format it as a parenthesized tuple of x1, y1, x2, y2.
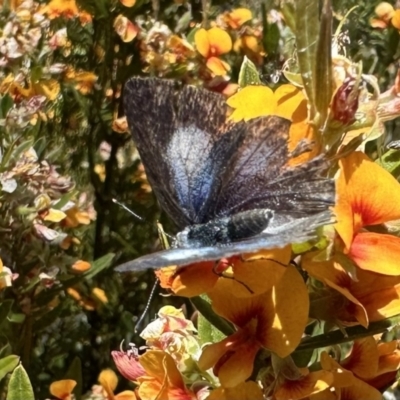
(112, 198, 145, 221)
(134, 278, 159, 333)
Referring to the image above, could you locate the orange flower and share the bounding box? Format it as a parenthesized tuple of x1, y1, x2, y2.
(335, 152, 400, 275)
(42, 0, 92, 24)
(64, 68, 97, 95)
(274, 368, 333, 400)
(136, 351, 199, 400)
(49, 379, 76, 400)
(63, 205, 92, 228)
(224, 8, 252, 29)
(98, 369, 137, 400)
(310, 352, 381, 400)
(198, 265, 309, 387)
(194, 27, 232, 76)
(303, 252, 400, 325)
(310, 338, 400, 399)
(207, 381, 263, 400)
(158, 247, 291, 298)
(114, 15, 139, 43)
(370, 2, 400, 30)
(227, 84, 318, 163)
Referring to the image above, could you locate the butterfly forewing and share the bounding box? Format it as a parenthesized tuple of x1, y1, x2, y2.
(124, 77, 246, 227)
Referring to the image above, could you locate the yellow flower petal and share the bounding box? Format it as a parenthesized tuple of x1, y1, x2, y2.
(44, 208, 66, 222)
(275, 84, 305, 120)
(392, 9, 400, 29)
(207, 27, 232, 56)
(98, 369, 118, 398)
(206, 56, 230, 76)
(194, 28, 210, 58)
(34, 79, 60, 100)
(226, 8, 253, 29)
(233, 248, 290, 296)
(265, 265, 309, 356)
(71, 260, 91, 272)
(376, 2, 394, 21)
(227, 85, 276, 122)
(120, 0, 136, 7)
(92, 287, 108, 304)
(114, 390, 137, 400)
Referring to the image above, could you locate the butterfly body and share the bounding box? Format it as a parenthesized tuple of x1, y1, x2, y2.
(117, 77, 335, 272)
(175, 208, 273, 248)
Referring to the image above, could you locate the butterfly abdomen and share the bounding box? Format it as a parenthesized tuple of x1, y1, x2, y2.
(175, 209, 273, 248)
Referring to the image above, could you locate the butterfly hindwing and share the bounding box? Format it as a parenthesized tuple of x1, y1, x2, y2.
(116, 210, 332, 272)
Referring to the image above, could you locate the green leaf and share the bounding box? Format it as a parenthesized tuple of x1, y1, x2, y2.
(65, 357, 82, 400)
(0, 300, 13, 327)
(191, 295, 233, 343)
(1, 138, 34, 170)
(0, 344, 12, 359)
(52, 191, 79, 210)
(314, 0, 333, 128)
(295, 313, 400, 353)
(0, 94, 13, 120)
(82, 253, 115, 280)
(0, 355, 19, 381)
(376, 149, 400, 175)
(238, 56, 262, 87)
(262, 13, 280, 57)
(292, 0, 320, 118)
(196, 295, 227, 344)
(7, 313, 25, 324)
(6, 364, 34, 400)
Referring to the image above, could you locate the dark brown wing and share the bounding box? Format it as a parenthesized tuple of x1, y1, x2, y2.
(213, 116, 335, 217)
(123, 77, 246, 228)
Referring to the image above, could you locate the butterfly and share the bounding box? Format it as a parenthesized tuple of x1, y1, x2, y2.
(116, 77, 335, 273)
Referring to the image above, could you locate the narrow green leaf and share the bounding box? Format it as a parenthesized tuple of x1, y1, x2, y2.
(7, 313, 25, 324)
(6, 364, 34, 400)
(295, 314, 400, 353)
(65, 357, 82, 400)
(314, 0, 333, 128)
(0, 300, 13, 327)
(83, 253, 115, 280)
(262, 3, 280, 57)
(293, 0, 320, 118)
(0, 94, 13, 120)
(376, 149, 400, 175)
(0, 344, 12, 359)
(1, 138, 34, 170)
(157, 222, 171, 250)
(238, 56, 262, 87)
(52, 191, 79, 210)
(0, 355, 19, 381)
(191, 295, 234, 340)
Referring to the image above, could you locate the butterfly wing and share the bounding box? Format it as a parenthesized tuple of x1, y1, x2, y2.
(124, 77, 246, 228)
(116, 210, 332, 272)
(213, 117, 335, 219)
